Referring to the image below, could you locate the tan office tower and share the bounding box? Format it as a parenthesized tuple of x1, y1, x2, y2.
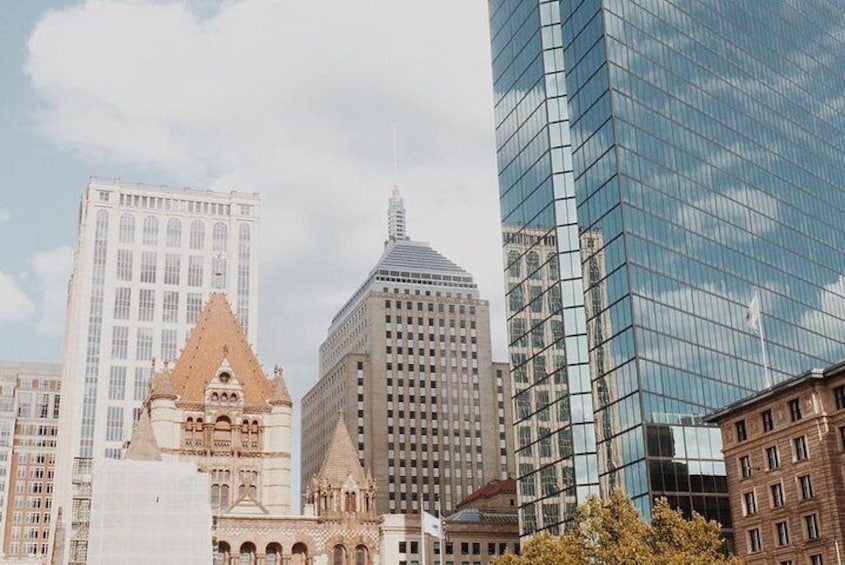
(302, 190, 514, 515)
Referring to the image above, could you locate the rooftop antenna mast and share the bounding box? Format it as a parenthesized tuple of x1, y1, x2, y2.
(392, 120, 399, 191)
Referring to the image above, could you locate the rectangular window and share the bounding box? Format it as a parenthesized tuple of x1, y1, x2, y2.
(788, 398, 802, 421)
(111, 326, 129, 359)
(840, 425, 845, 450)
(811, 555, 824, 565)
(105, 407, 123, 442)
(162, 291, 179, 323)
(138, 289, 154, 322)
(113, 288, 131, 320)
(742, 491, 757, 516)
(766, 446, 780, 470)
(116, 249, 133, 281)
(187, 256, 203, 287)
(799, 474, 814, 500)
(186, 293, 202, 324)
(775, 521, 789, 546)
(835, 385, 845, 410)
(805, 514, 820, 540)
(762, 409, 774, 432)
(136, 328, 153, 361)
(160, 329, 177, 363)
(793, 436, 808, 461)
(770, 483, 784, 507)
(740, 455, 752, 478)
(107, 367, 126, 401)
(140, 251, 156, 283)
(164, 254, 180, 285)
(748, 528, 762, 553)
(735, 420, 747, 442)
(133, 368, 150, 401)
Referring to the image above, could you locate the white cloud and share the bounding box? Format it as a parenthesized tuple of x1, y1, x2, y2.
(0, 208, 10, 223)
(29, 246, 74, 335)
(26, 0, 506, 500)
(677, 186, 779, 245)
(0, 273, 35, 323)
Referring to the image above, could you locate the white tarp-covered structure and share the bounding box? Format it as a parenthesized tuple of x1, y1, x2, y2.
(87, 459, 212, 564)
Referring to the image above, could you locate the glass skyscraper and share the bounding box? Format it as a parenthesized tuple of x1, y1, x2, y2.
(488, 0, 845, 536)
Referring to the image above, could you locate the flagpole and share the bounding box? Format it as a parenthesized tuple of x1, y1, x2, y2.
(420, 507, 427, 565)
(437, 496, 444, 565)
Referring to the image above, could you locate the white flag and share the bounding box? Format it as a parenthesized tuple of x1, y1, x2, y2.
(422, 510, 442, 538)
(746, 294, 760, 331)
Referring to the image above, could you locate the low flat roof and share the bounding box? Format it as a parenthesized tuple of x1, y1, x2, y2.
(704, 359, 845, 423)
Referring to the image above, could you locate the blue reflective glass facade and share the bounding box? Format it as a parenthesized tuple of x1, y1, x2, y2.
(489, 0, 845, 535)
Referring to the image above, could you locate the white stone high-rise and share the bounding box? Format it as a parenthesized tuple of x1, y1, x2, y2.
(52, 178, 260, 564)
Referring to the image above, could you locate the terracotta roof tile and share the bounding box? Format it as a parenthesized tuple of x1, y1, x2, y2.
(161, 293, 277, 406)
(455, 478, 516, 510)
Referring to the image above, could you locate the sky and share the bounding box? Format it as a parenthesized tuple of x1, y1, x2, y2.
(0, 0, 506, 502)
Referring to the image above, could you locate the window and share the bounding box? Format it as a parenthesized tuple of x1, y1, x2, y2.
(138, 289, 154, 321)
(740, 455, 752, 478)
(810, 555, 824, 565)
(164, 254, 180, 285)
(136, 328, 153, 361)
(188, 256, 203, 287)
(161, 329, 177, 362)
(766, 446, 780, 470)
(166, 218, 181, 247)
(788, 398, 802, 421)
(212, 222, 228, 252)
(140, 251, 156, 283)
(105, 407, 123, 442)
(840, 426, 845, 450)
(133, 368, 149, 401)
(799, 474, 813, 500)
(762, 410, 774, 432)
(111, 326, 129, 359)
(187, 293, 202, 324)
(805, 514, 820, 540)
(108, 367, 126, 400)
(142, 216, 158, 245)
(748, 528, 761, 553)
(116, 249, 133, 281)
(119, 214, 135, 243)
(212, 256, 227, 289)
(775, 521, 789, 546)
(162, 291, 178, 323)
(835, 385, 845, 410)
(742, 491, 757, 516)
(793, 436, 808, 461)
(113, 288, 131, 320)
(189, 220, 205, 249)
(735, 420, 747, 442)
(770, 483, 784, 507)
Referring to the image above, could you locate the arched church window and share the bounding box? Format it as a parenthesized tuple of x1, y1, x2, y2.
(355, 546, 368, 565)
(333, 545, 346, 565)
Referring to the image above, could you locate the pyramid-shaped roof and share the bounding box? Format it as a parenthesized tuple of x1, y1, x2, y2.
(316, 415, 367, 486)
(124, 408, 162, 461)
(331, 239, 476, 326)
(161, 293, 287, 406)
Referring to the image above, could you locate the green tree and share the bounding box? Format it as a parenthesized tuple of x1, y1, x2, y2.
(494, 490, 738, 565)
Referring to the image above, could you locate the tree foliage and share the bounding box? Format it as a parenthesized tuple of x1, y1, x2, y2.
(494, 489, 739, 565)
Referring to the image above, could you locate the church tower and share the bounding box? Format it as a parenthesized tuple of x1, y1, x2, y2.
(145, 293, 293, 514)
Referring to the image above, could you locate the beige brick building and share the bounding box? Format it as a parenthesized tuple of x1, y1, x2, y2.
(0, 361, 62, 563)
(706, 361, 845, 565)
(302, 192, 514, 515)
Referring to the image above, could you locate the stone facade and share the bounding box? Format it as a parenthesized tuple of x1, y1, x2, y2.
(706, 361, 845, 565)
(303, 194, 514, 516)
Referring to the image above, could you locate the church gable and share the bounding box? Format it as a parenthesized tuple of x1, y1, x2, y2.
(163, 294, 281, 406)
